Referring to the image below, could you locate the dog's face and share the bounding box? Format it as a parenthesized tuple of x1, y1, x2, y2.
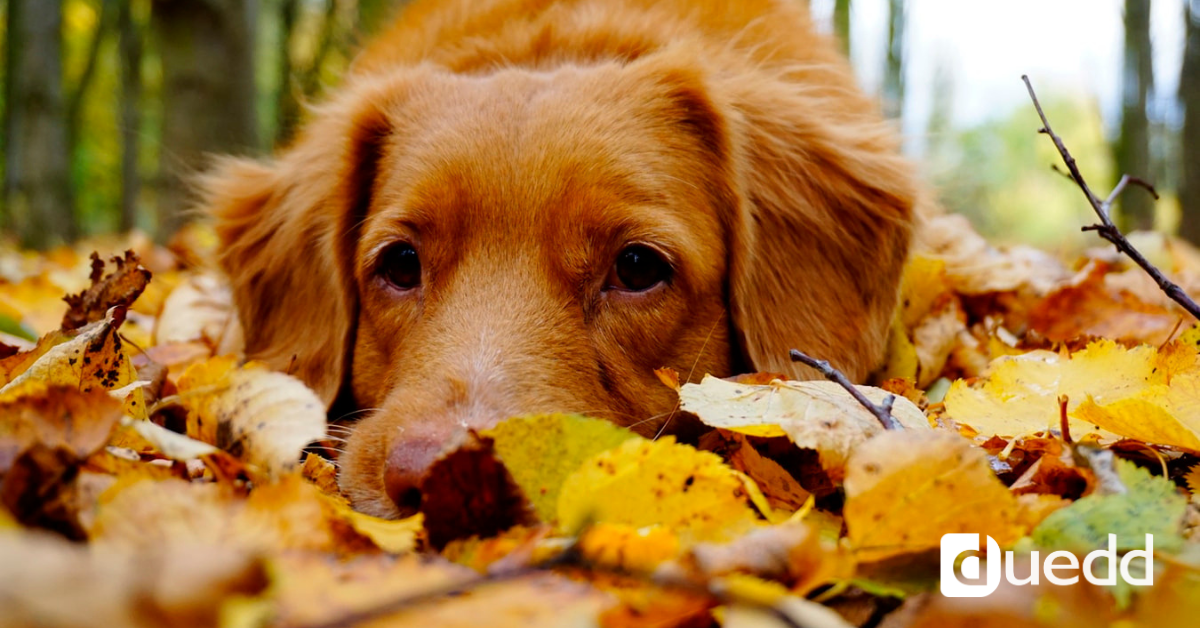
(207, 53, 915, 519)
(346, 66, 735, 515)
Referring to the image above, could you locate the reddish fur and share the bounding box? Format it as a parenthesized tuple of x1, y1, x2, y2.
(206, 0, 917, 518)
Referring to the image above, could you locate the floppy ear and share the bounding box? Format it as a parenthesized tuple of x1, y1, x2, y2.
(202, 77, 401, 405)
(717, 71, 918, 381)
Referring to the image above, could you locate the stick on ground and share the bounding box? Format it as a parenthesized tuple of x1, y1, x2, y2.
(789, 349, 901, 430)
(1022, 75, 1200, 322)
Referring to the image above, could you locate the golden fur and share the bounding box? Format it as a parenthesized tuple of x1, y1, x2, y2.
(205, 0, 917, 518)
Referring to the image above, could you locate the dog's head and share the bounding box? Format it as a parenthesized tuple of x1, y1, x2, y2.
(206, 50, 915, 518)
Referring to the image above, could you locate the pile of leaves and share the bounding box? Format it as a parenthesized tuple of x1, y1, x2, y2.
(4, 214, 1200, 628)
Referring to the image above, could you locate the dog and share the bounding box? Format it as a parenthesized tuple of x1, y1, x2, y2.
(205, 0, 918, 518)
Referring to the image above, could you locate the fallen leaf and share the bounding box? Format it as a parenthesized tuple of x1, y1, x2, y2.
(0, 307, 135, 396)
(420, 436, 536, 550)
(680, 375, 929, 479)
(175, 356, 326, 475)
(61, 251, 151, 331)
(0, 530, 267, 628)
(153, 271, 235, 346)
(843, 431, 1024, 562)
(558, 436, 765, 544)
(1031, 457, 1187, 554)
(484, 413, 638, 522)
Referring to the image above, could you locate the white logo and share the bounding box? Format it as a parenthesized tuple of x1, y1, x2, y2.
(939, 533, 1154, 597)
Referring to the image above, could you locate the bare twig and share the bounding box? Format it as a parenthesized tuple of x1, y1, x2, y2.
(789, 349, 901, 430)
(1022, 75, 1200, 321)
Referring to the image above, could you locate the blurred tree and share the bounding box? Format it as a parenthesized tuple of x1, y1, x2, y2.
(358, 0, 400, 37)
(68, 0, 114, 168)
(1116, 0, 1155, 231)
(275, 0, 301, 146)
(883, 0, 905, 120)
(118, 0, 145, 231)
(4, 0, 77, 249)
(1182, 0, 1200, 243)
(833, 0, 851, 58)
(152, 0, 259, 240)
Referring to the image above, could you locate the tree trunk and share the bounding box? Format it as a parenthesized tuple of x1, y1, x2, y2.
(1117, 0, 1156, 231)
(833, 0, 851, 59)
(274, 0, 301, 147)
(119, 0, 145, 232)
(357, 0, 398, 38)
(883, 0, 905, 120)
(152, 0, 259, 241)
(1181, 1, 1200, 244)
(4, 0, 76, 249)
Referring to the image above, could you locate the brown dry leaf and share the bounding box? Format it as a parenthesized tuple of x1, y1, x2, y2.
(1029, 260, 1182, 346)
(843, 431, 1024, 562)
(700, 430, 810, 513)
(153, 271, 236, 347)
(598, 581, 713, 628)
(61, 251, 151, 331)
(271, 553, 611, 628)
(677, 521, 845, 595)
(420, 435, 536, 550)
(0, 530, 268, 628)
(0, 307, 136, 396)
(174, 356, 326, 475)
(911, 296, 967, 387)
(680, 375, 929, 480)
(1008, 452, 1090, 498)
(0, 383, 123, 537)
(883, 579, 1116, 628)
(91, 474, 407, 555)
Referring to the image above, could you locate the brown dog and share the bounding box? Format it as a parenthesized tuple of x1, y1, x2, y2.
(205, 0, 917, 518)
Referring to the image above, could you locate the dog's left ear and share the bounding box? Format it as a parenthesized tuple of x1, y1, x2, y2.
(644, 56, 917, 381)
(719, 71, 917, 381)
(202, 76, 403, 405)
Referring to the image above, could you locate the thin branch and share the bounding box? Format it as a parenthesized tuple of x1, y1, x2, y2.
(789, 349, 901, 430)
(1023, 75, 1200, 322)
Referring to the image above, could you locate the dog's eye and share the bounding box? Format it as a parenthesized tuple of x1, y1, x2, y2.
(608, 245, 671, 292)
(379, 243, 422, 290)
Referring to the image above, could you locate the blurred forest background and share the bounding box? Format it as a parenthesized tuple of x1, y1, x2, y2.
(0, 0, 1196, 252)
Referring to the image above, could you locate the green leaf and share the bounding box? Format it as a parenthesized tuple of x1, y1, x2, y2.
(483, 414, 638, 522)
(1031, 457, 1186, 554)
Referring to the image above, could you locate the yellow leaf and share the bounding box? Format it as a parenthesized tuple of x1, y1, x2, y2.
(1074, 396, 1200, 452)
(899, 256, 950, 328)
(843, 431, 1024, 562)
(945, 339, 1200, 451)
(578, 523, 681, 572)
(484, 413, 638, 521)
(558, 437, 763, 544)
(679, 375, 929, 479)
(878, 314, 919, 381)
(0, 308, 135, 396)
(339, 510, 423, 554)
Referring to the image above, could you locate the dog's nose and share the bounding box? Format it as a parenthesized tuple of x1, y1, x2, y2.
(383, 435, 444, 516)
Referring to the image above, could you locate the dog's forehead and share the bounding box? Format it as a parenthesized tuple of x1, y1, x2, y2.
(364, 65, 715, 248)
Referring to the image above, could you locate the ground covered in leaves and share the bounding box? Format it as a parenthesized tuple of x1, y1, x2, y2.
(4, 216, 1200, 627)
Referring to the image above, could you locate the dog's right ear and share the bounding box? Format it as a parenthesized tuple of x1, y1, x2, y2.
(203, 76, 404, 406)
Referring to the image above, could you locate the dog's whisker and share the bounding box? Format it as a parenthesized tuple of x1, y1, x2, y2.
(331, 407, 381, 424)
(655, 316, 723, 440)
